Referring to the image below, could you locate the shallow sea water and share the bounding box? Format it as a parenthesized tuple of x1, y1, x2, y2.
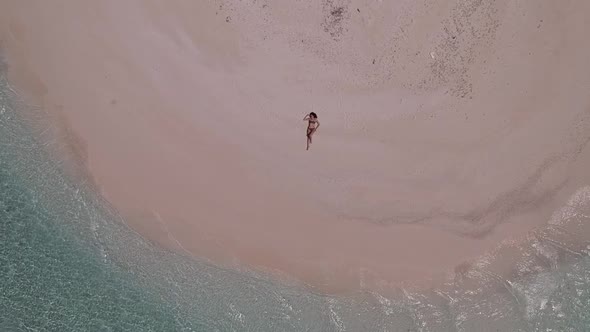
(1, 69, 589, 331)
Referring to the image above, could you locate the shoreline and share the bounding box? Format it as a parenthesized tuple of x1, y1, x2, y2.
(2, 1, 590, 294)
(4, 69, 590, 328)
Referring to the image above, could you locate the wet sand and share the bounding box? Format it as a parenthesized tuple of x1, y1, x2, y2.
(1, 0, 590, 292)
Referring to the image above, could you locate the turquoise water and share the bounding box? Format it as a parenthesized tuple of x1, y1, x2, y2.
(1, 69, 590, 331)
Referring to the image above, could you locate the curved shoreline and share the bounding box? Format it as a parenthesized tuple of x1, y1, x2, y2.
(3, 62, 590, 330)
(1, 1, 590, 292)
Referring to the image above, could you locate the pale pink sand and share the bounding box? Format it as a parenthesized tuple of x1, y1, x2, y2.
(1, 0, 590, 291)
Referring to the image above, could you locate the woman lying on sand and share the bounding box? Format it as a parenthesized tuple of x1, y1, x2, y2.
(304, 112, 320, 150)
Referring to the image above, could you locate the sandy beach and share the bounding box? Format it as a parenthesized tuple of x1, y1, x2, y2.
(1, 0, 589, 292)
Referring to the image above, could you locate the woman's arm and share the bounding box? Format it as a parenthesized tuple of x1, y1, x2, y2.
(316, 120, 320, 129)
(303, 114, 310, 121)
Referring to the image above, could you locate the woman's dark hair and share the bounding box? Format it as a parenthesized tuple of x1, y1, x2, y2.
(310, 112, 317, 118)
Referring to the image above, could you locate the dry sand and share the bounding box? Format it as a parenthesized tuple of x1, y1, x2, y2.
(1, 0, 590, 292)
